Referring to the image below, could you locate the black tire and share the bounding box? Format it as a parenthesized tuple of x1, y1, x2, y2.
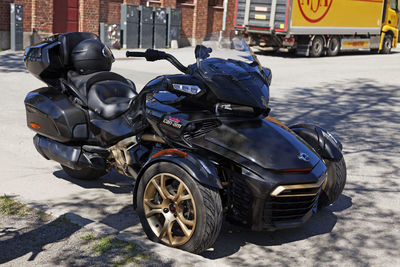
(310, 36, 325, 57)
(327, 36, 340, 56)
(381, 34, 392, 54)
(61, 165, 107, 180)
(136, 162, 223, 254)
(318, 157, 347, 209)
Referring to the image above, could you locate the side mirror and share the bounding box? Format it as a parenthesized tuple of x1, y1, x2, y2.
(263, 67, 272, 86)
(195, 45, 212, 60)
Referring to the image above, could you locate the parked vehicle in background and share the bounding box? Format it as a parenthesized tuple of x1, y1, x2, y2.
(235, 0, 399, 56)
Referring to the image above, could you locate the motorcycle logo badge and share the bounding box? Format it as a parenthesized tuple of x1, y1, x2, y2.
(298, 152, 310, 162)
(298, 0, 333, 23)
(163, 116, 183, 129)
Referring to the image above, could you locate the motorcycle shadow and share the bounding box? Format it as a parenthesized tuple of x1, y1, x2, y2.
(202, 194, 352, 259)
(53, 169, 134, 194)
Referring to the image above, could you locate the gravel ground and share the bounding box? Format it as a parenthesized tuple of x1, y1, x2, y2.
(0, 197, 170, 267)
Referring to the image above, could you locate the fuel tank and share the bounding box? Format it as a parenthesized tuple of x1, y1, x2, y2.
(191, 117, 321, 173)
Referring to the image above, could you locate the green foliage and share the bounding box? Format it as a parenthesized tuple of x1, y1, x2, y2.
(0, 195, 30, 215)
(92, 236, 113, 255)
(88, 235, 150, 265)
(80, 233, 96, 241)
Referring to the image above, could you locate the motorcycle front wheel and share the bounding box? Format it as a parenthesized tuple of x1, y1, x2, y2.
(136, 162, 223, 254)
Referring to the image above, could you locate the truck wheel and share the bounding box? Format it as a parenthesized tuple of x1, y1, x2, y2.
(61, 165, 107, 180)
(310, 36, 324, 57)
(381, 34, 392, 54)
(318, 157, 347, 209)
(136, 162, 223, 254)
(327, 36, 340, 56)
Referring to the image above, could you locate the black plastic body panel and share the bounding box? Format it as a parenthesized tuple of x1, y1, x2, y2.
(190, 117, 321, 173)
(290, 124, 343, 162)
(24, 32, 99, 86)
(24, 41, 63, 85)
(25, 87, 88, 143)
(225, 159, 326, 231)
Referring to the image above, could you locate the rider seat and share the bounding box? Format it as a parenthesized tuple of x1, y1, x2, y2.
(67, 71, 137, 120)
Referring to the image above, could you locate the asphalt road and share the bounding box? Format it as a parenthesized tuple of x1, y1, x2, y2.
(1, 46, 399, 266)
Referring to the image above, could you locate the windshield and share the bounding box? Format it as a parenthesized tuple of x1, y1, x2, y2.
(196, 36, 271, 112)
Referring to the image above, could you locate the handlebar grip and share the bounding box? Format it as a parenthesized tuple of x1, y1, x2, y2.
(144, 49, 167, 61)
(126, 51, 146, 57)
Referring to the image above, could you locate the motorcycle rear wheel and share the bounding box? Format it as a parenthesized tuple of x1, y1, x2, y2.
(61, 165, 107, 180)
(318, 157, 347, 208)
(136, 162, 223, 254)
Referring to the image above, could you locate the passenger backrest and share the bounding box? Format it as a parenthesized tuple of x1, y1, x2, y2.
(58, 32, 99, 67)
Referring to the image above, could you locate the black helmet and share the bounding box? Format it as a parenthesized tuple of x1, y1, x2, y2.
(71, 39, 115, 75)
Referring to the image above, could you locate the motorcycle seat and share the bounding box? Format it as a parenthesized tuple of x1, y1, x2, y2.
(67, 71, 138, 120)
(67, 70, 136, 97)
(88, 80, 137, 120)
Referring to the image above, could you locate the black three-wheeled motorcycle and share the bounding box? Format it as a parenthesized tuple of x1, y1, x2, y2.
(23, 32, 346, 253)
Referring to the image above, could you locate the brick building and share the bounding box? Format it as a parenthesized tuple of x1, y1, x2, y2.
(0, 0, 235, 50)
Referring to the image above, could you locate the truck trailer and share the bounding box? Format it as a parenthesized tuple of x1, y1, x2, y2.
(234, 0, 400, 56)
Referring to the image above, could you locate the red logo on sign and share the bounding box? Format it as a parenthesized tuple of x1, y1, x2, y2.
(298, 0, 333, 23)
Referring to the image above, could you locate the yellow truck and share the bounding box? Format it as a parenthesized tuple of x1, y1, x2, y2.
(234, 0, 399, 56)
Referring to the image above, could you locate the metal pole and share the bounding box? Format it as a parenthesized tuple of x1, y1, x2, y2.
(219, 0, 229, 48)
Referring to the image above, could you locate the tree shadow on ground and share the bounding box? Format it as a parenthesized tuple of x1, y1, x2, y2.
(269, 78, 400, 180)
(50, 169, 139, 231)
(201, 78, 400, 265)
(0, 214, 82, 264)
(203, 194, 351, 259)
(0, 52, 26, 73)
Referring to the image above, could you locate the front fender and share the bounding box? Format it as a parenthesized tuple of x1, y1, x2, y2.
(133, 151, 222, 209)
(290, 124, 343, 162)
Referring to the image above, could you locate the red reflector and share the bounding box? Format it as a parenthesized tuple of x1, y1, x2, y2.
(281, 168, 312, 173)
(152, 149, 187, 159)
(29, 122, 41, 130)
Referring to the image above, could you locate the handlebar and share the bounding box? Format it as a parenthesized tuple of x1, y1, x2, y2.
(126, 49, 189, 74)
(126, 51, 146, 57)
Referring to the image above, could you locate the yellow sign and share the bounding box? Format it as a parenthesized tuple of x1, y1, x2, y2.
(255, 14, 267, 20)
(342, 40, 370, 47)
(292, 0, 383, 28)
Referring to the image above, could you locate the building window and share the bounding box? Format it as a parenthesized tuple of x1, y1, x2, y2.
(209, 0, 224, 7)
(390, 0, 398, 11)
(178, 0, 194, 5)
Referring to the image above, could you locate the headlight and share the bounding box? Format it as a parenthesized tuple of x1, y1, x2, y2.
(215, 103, 255, 116)
(172, 84, 202, 95)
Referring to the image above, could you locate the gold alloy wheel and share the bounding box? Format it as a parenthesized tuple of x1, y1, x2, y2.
(143, 173, 197, 246)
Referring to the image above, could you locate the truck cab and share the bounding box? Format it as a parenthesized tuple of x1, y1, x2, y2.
(380, 0, 399, 52)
